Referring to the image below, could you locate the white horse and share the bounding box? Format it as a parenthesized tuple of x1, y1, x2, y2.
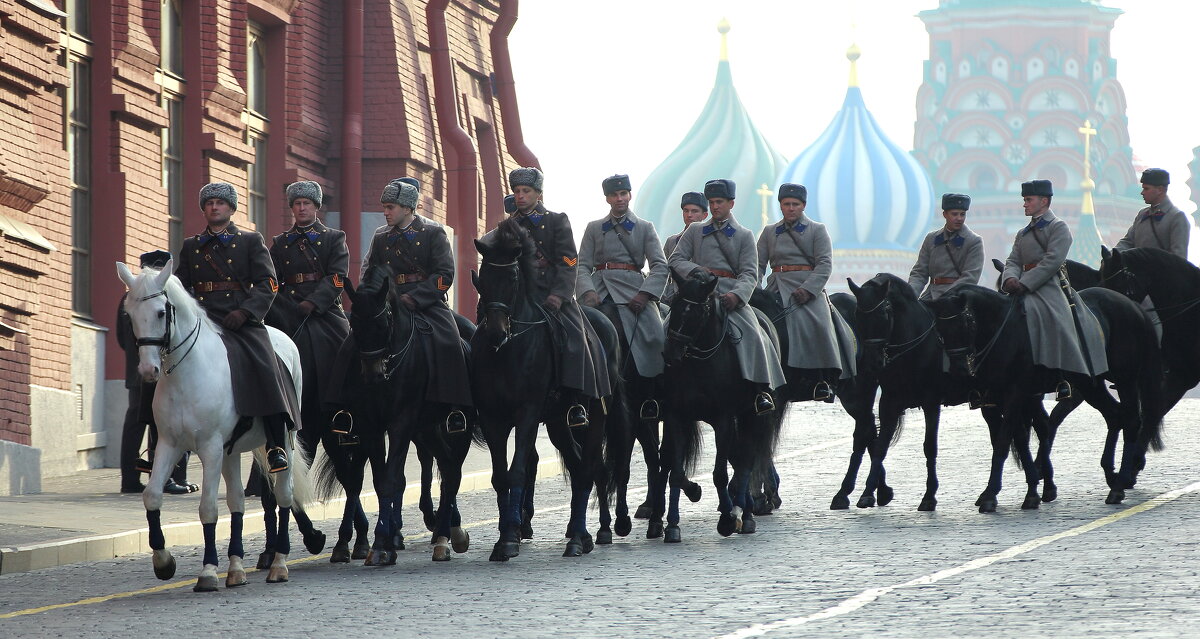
(117, 259, 313, 592)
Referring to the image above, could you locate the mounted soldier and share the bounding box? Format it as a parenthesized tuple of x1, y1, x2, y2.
(908, 193, 984, 301)
(577, 174, 669, 419)
(755, 183, 855, 401)
(668, 178, 785, 414)
(492, 166, 611, 427)
(1115, 168, 1190, 259)
(661, 191, 708, 305)
(266, 181, 351, 447)
(1000, 179, 1107, 400)
(363, 179, 471, 431)
(174, 182, 300, 473)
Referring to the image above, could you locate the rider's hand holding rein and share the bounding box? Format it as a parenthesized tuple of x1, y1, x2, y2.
(544, 294, 564, 312)
(1001, 277, 1027, 295)
(720, 292, 740, 310)
(399, 293, 418, 311)
(222, 309, 249, 330)
(791, 288, 814, 305)
(298, 300, 316, 316)
(627, 291, 652, 314)
(580, 290, 601, 308)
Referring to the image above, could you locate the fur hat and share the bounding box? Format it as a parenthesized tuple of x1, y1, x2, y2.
(1021, 180, 1053, 198)
(777, 183, 807, 203)
(286, 181, 323, 208)
(504, 194, 517, 214)
(1140, 168, 1169, 187)
(703, 179, 736, 200)
(381, 181, 419, 210)
(602, 174, 632, 195)
(941, 193, 971, 211)
(139, 250, 172, 269)
(680, 192, 708, 211)
(394, 176, 421, 192)
(509, 167, 544, 192)
(198, 182, 237, 211)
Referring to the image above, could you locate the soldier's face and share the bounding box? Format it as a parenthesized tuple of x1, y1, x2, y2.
(708, 197, 733, 221)
(291, 198, 318, 226)
(943, 209, 966, 231)
(606, 189, 631, 215)
(1141, 183, 1167, 206)
(513, 186, 540, 212)
(383, 203, 414, 227)
(1022, 195, 1049, 217)
(681, 204, 707, 226)
(779, 198, 805, 223)
(202, 198, 233, 228)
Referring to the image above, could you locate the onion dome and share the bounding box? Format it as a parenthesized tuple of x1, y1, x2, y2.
(777, 45, 935, 250)
(636, 19, 787, 239)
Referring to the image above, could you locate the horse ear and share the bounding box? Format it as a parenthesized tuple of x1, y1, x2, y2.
(1101, 245, 1111, 261)
(847, 278, 861, 297)
(470, 269, 480, 292)
(669, 268, 685, 288)
(153, 258, 174, 290)
(474, 238, 488, 256)
(991, 258, 1004, 273)
(116, 262, 136, 288)
(343, 277, 356, 297)
(880, 277, 892, 297)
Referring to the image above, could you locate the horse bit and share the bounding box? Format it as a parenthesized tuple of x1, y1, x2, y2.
(133, 289, 201, 375)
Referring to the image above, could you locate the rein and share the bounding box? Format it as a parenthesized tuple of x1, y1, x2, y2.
(941, 295, 1018, 375)
(858, 296, 935, 366)
(667, 296, 731, 361)
(479, 258, 550, 348)
(1103, 264, 1200, 324)
(357, 297, 417, 381)
(132, 289, 202, 376)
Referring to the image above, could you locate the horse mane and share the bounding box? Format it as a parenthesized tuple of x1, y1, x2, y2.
(868, 272, 919, 304)
(1118, 248, 1200, 286)
(128, 267, 221, 335)
(494, 216, 540, 292)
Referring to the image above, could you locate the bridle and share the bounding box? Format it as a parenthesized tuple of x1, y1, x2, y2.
(857, 295, 935, 369)
(479, 258, 547, 348)
(937, 295, 1017, 377)
(355, 294, 415, 382)
(1103, 262, 1200, 323)
(131, 289, 201, 376)
(666, 292, 728, 361)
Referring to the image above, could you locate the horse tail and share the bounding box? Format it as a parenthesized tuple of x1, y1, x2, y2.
(313, 432, 354, 502)
(891, 411, 905, 446)
(1136, 327, 1166, 452)
(287, 432, 316, 509)
(745, 405, 784, 482)
(601, 375, 629, 503)
(1009, 417, 1032, 470)
(676, 418, 704, 477)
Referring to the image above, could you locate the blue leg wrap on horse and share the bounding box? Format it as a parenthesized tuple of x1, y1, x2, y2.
(202, 522, 218, 566)
(276, 507, 292, 556)
(509, 486, 526, 536)
(263, 497, 278, 550)
(146, 510, 165, 550)
(354, 502, 369, 532)
(229, 512, 244, 558)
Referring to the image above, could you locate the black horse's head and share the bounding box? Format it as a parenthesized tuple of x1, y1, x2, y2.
(349, 264, 397, 383)
(1099, 247, 1149, 302)
(472, 217, 531, 349)
(664, 269, 720, 365)
(927, 291, 978, 378)
(847, 275, 895, 375)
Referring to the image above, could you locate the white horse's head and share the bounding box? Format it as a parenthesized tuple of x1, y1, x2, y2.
(117, 259, 176, 383)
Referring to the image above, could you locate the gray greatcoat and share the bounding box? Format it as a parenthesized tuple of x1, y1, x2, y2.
(756, 215, 856, 376)
(576, 211, 668, 377)
(907, 225, 985, 300)
(661, 231, 684, 305)
(668, 216, 786, 389)
(1001, 211, 1108, 376)
(1114, 197, 1190, 259)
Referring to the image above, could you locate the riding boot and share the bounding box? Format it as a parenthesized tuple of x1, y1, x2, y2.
(445, 407, 468, 434)
(754, 389, 776, 415)
(264, 414, 289, 473)
(638, 399, 661, 420)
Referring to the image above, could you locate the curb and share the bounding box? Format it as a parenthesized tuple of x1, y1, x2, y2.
(0, 457, 564, 576)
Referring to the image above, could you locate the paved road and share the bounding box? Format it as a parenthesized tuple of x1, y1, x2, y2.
(3, 400, 1199, 638)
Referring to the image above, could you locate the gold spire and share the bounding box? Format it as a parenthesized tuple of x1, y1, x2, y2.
(847, 43, 862, 87)
(718, 18, 730, 61)
(757, 183, 774, 228)
(1078, 119, 1097, 215)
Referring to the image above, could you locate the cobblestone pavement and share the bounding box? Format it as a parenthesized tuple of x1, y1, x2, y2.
(2, 399, 1199, 638)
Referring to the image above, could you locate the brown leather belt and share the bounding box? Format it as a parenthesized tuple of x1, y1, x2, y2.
(595, 262, 638, 272)
(394, 272, 426, 284)
(933, 277, 957, 285)
(1023, 263, 1039, 272)
(706, 268, 736, 279)
(287, 272, 322, 284)
(193, 281, 244, 293)
(777, 264, 813, 272)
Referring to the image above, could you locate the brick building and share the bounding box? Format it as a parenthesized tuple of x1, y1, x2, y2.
(0, 0, 538, 496)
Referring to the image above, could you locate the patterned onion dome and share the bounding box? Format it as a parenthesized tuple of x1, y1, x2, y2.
(777, 45, 935, 251)
(636, 19, 787, 239)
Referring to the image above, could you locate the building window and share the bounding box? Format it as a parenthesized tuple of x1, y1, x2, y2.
(66, 0, 89, 38)
(163, 96, 184, 256)
(245, 22, 270, 231)
(247, 135, 267, 230)
(248, 25, 267, 116)
(68, 59, 92, 316)
(162, 0, 183, 77)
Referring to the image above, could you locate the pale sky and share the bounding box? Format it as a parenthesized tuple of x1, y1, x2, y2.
(510, 0, 1200, 237)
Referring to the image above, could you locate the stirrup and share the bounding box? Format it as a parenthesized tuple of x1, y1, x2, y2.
(445, 410, 468, 434)
(330, 410, 353, 435)
(1055, 381, 1072, 402)
(135, 453, 153, 474)
(812, 381, 833, 402)
(566, 404, 589, 428)
(267, 447, 289, 474)
(638, 399, 661, 420)
(754, 392, 775, 416)
(337, 432, 360, 446)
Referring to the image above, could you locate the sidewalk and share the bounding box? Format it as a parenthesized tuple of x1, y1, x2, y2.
(0, 432, 562, 575)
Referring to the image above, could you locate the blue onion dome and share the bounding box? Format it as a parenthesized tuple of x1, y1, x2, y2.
(777, 45, 935, 251)
(636, 19, 787, 239)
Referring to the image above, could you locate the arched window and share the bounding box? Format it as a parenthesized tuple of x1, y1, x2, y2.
(958, 59, 971, 78)
(991, 57, 1008, 81)
(1065, 59, 1079, 78)
(972, 165, 998, 192)
(1026, 58, 1043, 82)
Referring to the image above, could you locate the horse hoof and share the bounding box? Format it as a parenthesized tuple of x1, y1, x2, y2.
(717, 513, 738, 537)
(646, 519, 664, 539)
(330, 542, 351, 563)
(489, 546, 510, 562)
(917, 498, 937, 512)
(877, 486, 895, 506)
(664, 524, 682, 544)
(1041, 484, 1059, 503)
(520, 522, 534, 540)
(581, 533, 595, 554)
(830, 495, 850, 510)
(633, 502, 653, 520)
(432, 539, 451, 562)
(256, 550, 274, 570)
(738, 516, 756, 534)
(303, 530, 326, 555)
(770, 493, 782, 509)
(615, 515, 632, 537)
(152, 551, 176, 580)
(266, 566, 289, 583)
(683, 482, 703, 503)
(193, 575, 219, 592)
(596, 528, 613, 545)
(225, 570, 247, 588)
(364, 549, 384, 566)
(1021, 495, 1041, 510)
(1106, 489, 1125, 505)
(856, 494, 876, 509)
(563, 538, 583, 557)
(978, 498, 998, 514)
(451, 527, 470, 553)
(392, 533, 405, 551)
(351, 538, 370, 560)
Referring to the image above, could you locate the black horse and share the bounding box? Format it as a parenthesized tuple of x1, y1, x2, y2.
(928, 284, 1163, 510)
(471, 217, 623, 560)
(654, 273, 782, 542)
(315, 264, 481, 563)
